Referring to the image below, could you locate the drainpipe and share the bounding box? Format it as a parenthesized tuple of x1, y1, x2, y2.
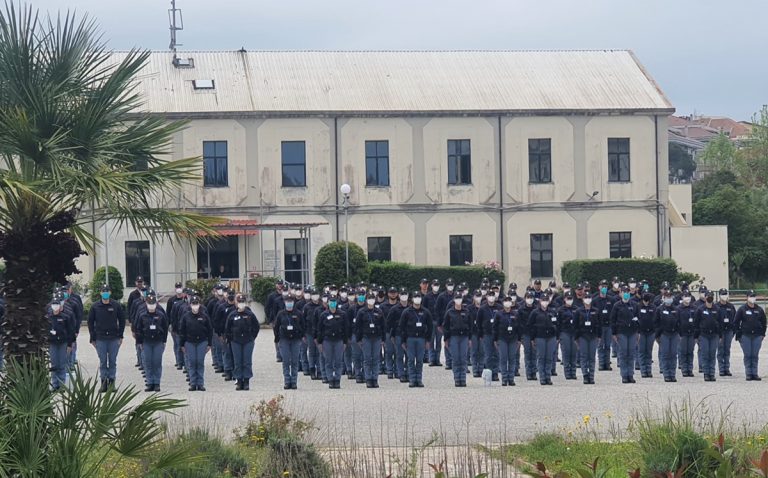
(654, 115, 662, 257)
(334, 117, 340, 242)
(498, 116, 505, 270)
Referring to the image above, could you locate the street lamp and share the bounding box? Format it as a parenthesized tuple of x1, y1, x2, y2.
(340, 183, 351, 280)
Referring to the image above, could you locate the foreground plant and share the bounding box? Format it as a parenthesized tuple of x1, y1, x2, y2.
(0, 358, 190, 477)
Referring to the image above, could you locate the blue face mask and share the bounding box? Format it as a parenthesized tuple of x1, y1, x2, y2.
(101, 292, 111, 300)
(329, 301, 337, 309)
(63, 292, 70, 299)
(358, 295, 365, 303)
(600, 287, 608, 295)
(643, 284, 650, 292)
(285, 302, 294, 310)
(622, 292, 631, 301)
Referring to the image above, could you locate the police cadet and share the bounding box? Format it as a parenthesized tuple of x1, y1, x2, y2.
(274, 293, 304, 390)
(468, 290, 485, 378)
(214, 290, 237, 381)
(734, 290, 767, 381)
(518, 291, 538, 380)
(594, 280, 615, 371)
(380, 286, 400, 378)
(303, 288, 323, 380)
(556, 291, 578, 380)
(636, 293, 656, 378)
(529, 292, 557, 385)
(315, 294, 331, 383)
(167, 283, 186, 370)
(694, 286, 708, 374)
(676, 291, 697, 377)
(716, 288, 736, 376)
(575, 292, 600, 384)
(317, 296, 348, 389)
(127, 277, 146, 369)
(610, 286, 639, 384)
(494, 295, 521, 386)
(49, 293, 75, 391)
(87, 284, 126, 393)
(424, 279, 440, 364)
(225, 294, 259, 391)
(655, 291, 680, 382)
(443, 292, 471, 387)
(135, 294, 169, 392)
(345, 289, 365, 383)
(207, 284, 227, 373)
(434, 278, 456, 368)
(387, 288, 410, 383)
(478, 291, 501, 381)
(356, 292, 386, 388)
(399, 291, 433, 388)
(695, 290, 720, 382)
(179, 296, 213, 391)
(60, 283, 83, 371)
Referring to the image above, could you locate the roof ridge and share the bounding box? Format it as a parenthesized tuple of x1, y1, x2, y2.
(112, 49, 632, 54)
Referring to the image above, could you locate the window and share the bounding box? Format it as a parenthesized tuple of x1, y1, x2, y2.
(367, 237, 392, 262)
(197, 236, 239, 279)
(125, 241, 151, 288)
(528, 138, 552, 183)
(365, 140, 390, 186)
(447, 139, 471, 185)
(609, 232, 632, 258)
(608, 138, 630, 182)
(449, 235, 473, 266)
(192, 79, 215, 90)
(284, 238, 308, 284)
(281, 141, 306, 187)
(530, 234, 553, 278)
(203, 141, 228, 187)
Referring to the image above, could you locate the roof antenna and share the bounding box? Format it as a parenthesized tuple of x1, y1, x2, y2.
(168, 0, 184, 65)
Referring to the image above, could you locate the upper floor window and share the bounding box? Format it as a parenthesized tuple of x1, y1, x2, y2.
(608, 138, 630, 182)
(447, 139, 471, 185)
(281, 141, 306, 187)
(365, 140, 390, 186)
(528, 138, 552, 183)
(449, 234, 473, 266)
(367, 236, 392, 262)
(203, 140, 228, 187)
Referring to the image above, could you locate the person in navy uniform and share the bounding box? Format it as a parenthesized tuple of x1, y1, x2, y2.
(734, 290, 767, 381)
(274, 294, 304, 390)
(695, 290, 721, 382)
(676, 291, 698, 377)
(135, 294, 169, 392)
(443, 293, 472, 387)
(88, 284, 126, 393)
(399, 291, 433, 388)
(225, 293, 260, 391)
(356, 292, 386, 388)
(610, 285, 639, 384)
(556, 291, 578, 380)
(655, 291, 680, 382)
(636, 293, 657, 378)
(386, 288, 410, 383)
(317, 297, 348, 389)
(48, 293, 75, 391)
(494, 295, 521, 386)
(575, 292, 600, 384)
(593, 280, 615, 371)
(528, 292, 557, 385)
(467, 290, 485, 378)
(716, 288, 736, 376)
(179, 295, 213, 391)
(478, 292, 501, 381)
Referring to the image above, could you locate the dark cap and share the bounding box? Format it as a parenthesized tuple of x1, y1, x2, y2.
(508, 282, 518, 289)
(190, 296, 201, 304)
(101, 284, 111, 292)
(642, 293, 654, 302)
(413, 291, 423, 298)
(236, 293, 247, 302)
(682, 291, 692, 298)
(719, 288, 728, 295)
(562, 282, 571, 289)
(135, 276, 144, 282)
(420, 278, 429, 284)
(699, 285, 708, 293)
(146, 295, 157, 305)
(564, 291, 575, 299)
(621, 285, 630, 292)
(533, 279, 542, 285)
(175, 281, 183, 288)
(599, 279, 609, 286)
(525, 291, 535, 298)
(398, 287, 408, 295)
(747, 290, 757, 297)
(548, 280, 557, 288)
(431, 279, 440, 285)
(473, 289, 483, 297)
(388, 286, 398, 293)
(446, 277, 455, 285)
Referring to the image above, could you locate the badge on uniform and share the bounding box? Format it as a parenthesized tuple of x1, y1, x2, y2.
(287, 325, 294, 331)
(507, 326, 513, 331)
(689, 318, 694, 322)
(327, 315, 333, 320)
(50, 330, 57, 335)
(602, 309, 608, 313)
(416, 322, 422, 327)
(150, 325, 157, 330)
(369, 323, 375, 328)
(551, 317, 557, 322)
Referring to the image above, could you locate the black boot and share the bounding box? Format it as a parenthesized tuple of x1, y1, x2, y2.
(145, 384, 154, 392)
(366, 380, 374, 388)
(243, 379, 250, 390)
(99, 380, 108, 393)
(236, 379, 244, 391)
(154, 384, 161, 392)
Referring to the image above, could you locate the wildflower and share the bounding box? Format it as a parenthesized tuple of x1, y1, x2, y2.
(282, 471, 290, 477)
(603, 411, 613, 418)
(583, 415, 591, 426)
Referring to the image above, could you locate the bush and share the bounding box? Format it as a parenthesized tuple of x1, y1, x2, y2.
(0, 260, 5, 285)
(256, 437, 331, 478)
(314, 241, 368, 286)
(250, 276, 279, 304)
(185, 278, 220, 299)
(89, 266, 124, 302)
(146, 428, 250, 478)
(561, 258, 679, 290)
(235, 395, 314, 447)
(676, 270, 702, 288)
(368, 262, 505, 290)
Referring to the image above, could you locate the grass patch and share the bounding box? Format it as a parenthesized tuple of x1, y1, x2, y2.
(502, 433, 640, 478)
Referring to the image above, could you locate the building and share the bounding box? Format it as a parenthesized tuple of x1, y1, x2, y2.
(74, 50, 729, 293)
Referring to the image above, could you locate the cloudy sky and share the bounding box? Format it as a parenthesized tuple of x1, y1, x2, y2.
(29, 0, 768, 120)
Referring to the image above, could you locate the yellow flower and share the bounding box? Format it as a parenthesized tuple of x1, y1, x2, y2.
(283, 471, 290, 477)
(583, 415, 591, 426)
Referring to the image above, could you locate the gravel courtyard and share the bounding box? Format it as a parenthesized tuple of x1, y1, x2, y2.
(73, 327, 768, 446)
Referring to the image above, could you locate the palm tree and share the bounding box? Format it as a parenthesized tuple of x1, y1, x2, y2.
(0, 3, 218, 359)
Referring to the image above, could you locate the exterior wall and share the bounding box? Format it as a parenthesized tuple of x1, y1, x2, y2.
(671, 225, 729, 290)
(586, 210, 659, 259)
(669, 183, 693, 224)
(424, 212, 498, 265)
(505, 211, 577, 282)
(347, 213, 416, 264)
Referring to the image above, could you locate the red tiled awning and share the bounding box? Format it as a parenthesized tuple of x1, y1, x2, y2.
(198, 219, 260, 237)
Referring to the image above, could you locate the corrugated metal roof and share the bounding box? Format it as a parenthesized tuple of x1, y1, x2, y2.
(112, 50, 674, 115)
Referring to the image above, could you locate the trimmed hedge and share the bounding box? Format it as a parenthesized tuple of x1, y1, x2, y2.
(89, 266, 124, 302)
(368, 262, 505, 290)
(561, 258, 679, 290)
(250, 276, 279, 304)
(185, 278, 220, 299)
(314, 241, 368, 287)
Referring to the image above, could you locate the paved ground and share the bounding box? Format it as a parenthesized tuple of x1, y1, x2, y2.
(73, 328, 768, 446)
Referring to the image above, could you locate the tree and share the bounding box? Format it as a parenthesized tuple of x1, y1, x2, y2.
(0, 4, 218, 359)
(668, 142, 696, 181)
(698, 133, 737, 173)
(736, 106, 768, 187)
(314, 241, 369, 287)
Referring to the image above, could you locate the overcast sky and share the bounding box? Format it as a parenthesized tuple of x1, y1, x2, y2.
(29, 0, 768, 120)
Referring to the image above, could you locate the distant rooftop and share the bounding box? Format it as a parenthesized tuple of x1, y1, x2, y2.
(110, 50, 674, 116)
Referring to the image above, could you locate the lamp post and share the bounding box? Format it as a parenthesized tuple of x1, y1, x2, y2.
(340, 183, 351, 280)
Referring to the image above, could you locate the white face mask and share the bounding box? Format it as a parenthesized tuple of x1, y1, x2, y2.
(453, 298, 463, 306)
(487, 296, 496, 304)
(540, 301, 550, 308)
(462, 290, 469, 297)
(720, 294, 729, 302)
(629, 283, 637, 289)
(175, 288, 183, 295)
(413, 298, 422, 305)
(330, 291, 338, 297)
(503, 301, 513, 308)
(237, 302, 247, 311)
(682, 297, 691, 305)
(400, 294, 408, 302)
(446, 285, 455, 292)
(613, 282, 620, 289)
(480, 289, 488, 296)
(474, 296, 482, 304)
(525, 298, 534, 306)
(217, 290, 224, 297)
(565, 299, 573, 306)
(282, 291, 289, 298)
(322, 297, 329, 304)
(432, 286, 439, 293)
(583, 298, 592, 305)
(51, 304, 61, 313)
(748, 297, 757, 304)
(366, 299, 375, 306)
(147, 304, 157, 313)
(191, 305, 200, 314)
(340, 292, 348, 299)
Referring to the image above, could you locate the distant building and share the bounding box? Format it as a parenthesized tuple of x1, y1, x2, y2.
(74, 50, 729, 293)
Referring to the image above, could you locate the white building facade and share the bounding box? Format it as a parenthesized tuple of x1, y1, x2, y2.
(74, 50, 729, 293)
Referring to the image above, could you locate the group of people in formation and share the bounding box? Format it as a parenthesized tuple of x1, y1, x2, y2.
(38, 274, 767, 392)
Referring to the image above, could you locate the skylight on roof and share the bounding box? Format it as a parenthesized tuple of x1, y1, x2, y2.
(192, 79, 215, 90)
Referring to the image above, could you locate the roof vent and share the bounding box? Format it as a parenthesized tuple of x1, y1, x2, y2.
(192, 79, 215, 90)
(173, 56, 194, 68)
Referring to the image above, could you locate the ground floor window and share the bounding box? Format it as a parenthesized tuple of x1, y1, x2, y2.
(197, 236, 239, 279)
(284, 238, 308, 284)
(530, 233, 553, 278)
(125, 241, 150, 287)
